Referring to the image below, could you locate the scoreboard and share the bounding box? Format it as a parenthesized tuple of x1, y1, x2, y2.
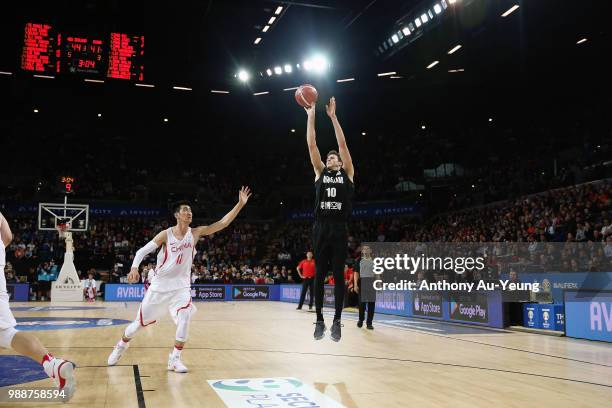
(21, 22, 144, 81)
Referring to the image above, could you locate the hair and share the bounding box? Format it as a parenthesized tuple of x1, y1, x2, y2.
(326, 150, 342, 162)
(171, 200, 191, 216)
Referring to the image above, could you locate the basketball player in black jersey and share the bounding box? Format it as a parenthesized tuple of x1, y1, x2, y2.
(304, 96, 354, 342)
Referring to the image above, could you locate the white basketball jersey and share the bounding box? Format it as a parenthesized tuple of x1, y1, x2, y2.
(0, 231, 6, 294)
(148, 227, 195, 292)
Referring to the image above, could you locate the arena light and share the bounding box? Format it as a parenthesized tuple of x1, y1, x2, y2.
(576, 38, 588, 44)
(275, 6, 283, 15)
(283, 86, 299, 91)
(254, 37, 262, 44)
(402, 27, 411, 36)
(238, 70, 250, 82)
(135, 83, 155, 88)
(211, 90, 230, 94)
(284, 64, 292, 73)
(421, 125, 426, 130)
(336, 78, 355, 82)
(33, 108, 39, 113)
(84, 78, 104, 83)
(262, 25, 270, 32)
(291, 129, 296, 133)
(173, 86, 192, 91)
(389, 75, 403, 79)
(274, 66, 282, 75)
(448, 0, 457, 4)
(377, 71, 397, 77)
(448, 44, 462, 54)
(391, 34, 399, 44)
(97, 113, 102, 118)
(421, 13, 429, 24)
(415, 18, 422, 28)
(311, 55, 329, 73)
(253, 91, 269, 96)
(266, 68, 273, 76)
(427, 60, 439, 69)
(0, 71, 12, 75)
(489, 118, 493, 122)
(501, 5, 519, 17)
(434, 4, 442, 14)
(362, 132, 366, 135)
(33, 74, 55, 79)
(163, 118, 169, 122)
(303, 60, 312, 71)
(268, 16, 276, 24)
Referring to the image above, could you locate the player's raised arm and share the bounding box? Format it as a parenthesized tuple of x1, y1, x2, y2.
(305, 104, 325, 180)
(326, 97, 354, 182)
(0, 212, 13, 247)
(193, 186, 252, 239)
(128, 229, 167, 283)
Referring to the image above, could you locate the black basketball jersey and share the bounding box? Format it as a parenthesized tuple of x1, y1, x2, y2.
(314, 167, 354, 221)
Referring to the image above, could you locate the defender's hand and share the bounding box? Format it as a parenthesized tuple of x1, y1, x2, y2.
(325, 97, 336, 119)
(239, 186, 252, 206)
(127, 268, 140, 284)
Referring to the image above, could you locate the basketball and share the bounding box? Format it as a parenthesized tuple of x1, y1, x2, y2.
(295, 84, 318, 108)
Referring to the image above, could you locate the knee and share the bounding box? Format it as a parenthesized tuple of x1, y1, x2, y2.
(0, 327, 18, 349)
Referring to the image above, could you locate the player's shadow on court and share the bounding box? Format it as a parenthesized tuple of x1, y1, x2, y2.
(314, 382, 357, 408)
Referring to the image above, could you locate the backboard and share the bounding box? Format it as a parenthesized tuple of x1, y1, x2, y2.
(38, 200, 89, 232)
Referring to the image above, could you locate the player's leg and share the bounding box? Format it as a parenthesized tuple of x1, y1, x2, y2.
(167, 288, 196, 373)
(329, 224, 348, 341)
(108, 289, 163, 365)
(1, 295, 76, 400)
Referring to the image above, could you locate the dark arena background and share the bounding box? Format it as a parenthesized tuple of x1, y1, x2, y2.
(1, 1, 611, 407)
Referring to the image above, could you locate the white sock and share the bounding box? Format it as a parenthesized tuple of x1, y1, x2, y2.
(172, 347, 182, 358)
(118, 339, 129, 348)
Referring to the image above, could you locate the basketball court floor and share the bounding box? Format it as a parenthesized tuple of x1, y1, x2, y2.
(1, 301, 611, 407)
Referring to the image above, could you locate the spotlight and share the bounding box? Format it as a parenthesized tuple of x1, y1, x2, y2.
(254, 38, 262, 45)
(33, 108, 39, 113)
(303, 60, 312, 71)
(163, 118, 169, 122)
(391, 34, 399, 44)
(402, 27, 411, 36)
(274, 66, 282, 75)
(238, 70, 250, 82)
(268, 16, 276, 25)
(262, 25, 270, 32)
(284, 64, 292, 73)
(421, 125, 426, 130)
(421, 13, 428, 24)
(291, 129, 295, 133)
(275, 6, 283, 15)
(415, 18, 422, 28)
(311, 55, 329, 73)
(362, 132, 366, 136)
(266, 68, 273, 76)
(434, 4, 442, 14)
(97, 113, 102, 117)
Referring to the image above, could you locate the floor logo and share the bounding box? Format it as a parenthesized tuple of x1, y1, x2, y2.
(208, 377, 344, 408)
(0, 356, 48, 387)
(15, 317, 130, 331)
(211, 378, 302, 392)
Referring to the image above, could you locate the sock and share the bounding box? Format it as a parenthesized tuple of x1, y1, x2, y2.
(41, 353, 53, 365)
(172, 345, 183, 358)
(118, 339, 130, 347)
(41, 353, 55, 378)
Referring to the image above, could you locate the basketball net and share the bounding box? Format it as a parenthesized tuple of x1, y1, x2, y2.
(56, 222, 74, 253)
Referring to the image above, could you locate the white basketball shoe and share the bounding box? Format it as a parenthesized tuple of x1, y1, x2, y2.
(167, 353, 188, 373)
(108, 340, 129, 366)
(43, 357, 77, 401)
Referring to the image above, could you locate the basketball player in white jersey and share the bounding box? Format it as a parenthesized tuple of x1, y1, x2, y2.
(108, 186, 251, 372)
(0, 212, 76, 399)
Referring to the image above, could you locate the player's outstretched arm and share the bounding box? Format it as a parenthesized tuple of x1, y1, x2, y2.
(127, 230, 166, 283)
(193, 186, 252, 239)
(326, 97, 354, 182)
(305, 104, 325, 180)
(0, 212, 13, 247)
